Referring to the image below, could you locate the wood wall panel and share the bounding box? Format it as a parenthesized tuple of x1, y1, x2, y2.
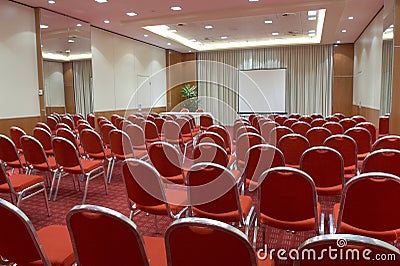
(352, 105, 380, 126)
(0, 116, 41, 137)
(63, 62, 75, 114)
(332, 44, 354, 117)
(46, 107, 65, 115)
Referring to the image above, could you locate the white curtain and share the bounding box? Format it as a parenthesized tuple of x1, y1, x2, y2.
(380, 40, 393, 115)
(197, 45, 333, 125)
(73, 60, 93, 116)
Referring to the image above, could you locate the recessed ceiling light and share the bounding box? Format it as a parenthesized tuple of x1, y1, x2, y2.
(188, 50, 192, 52)
(348, 16, 354, 20)
(68, 39, 75, 43)
(76, 23, 82, 27)
(167, 43, 171, 45)
(126, 12, 137, 17)
(308, 33, 316, 37)
(272, 32, 279, 36)
(104, 20, 110, 24)
(308, 16, 317, 21)
(65, 49, 71, 53)
(389, 24, 394, 29)
(40, 24, 49, 29)
(170, 6, 182, 11)
(264, 20, 273, 24)
(308, 10, 317, 16)
(249, 0, 259, 2)
(308, 30, 316, 33)
(144, 34, 149, 37)
(205, 25, 213, 29)
(169, 29, 177, 33)
(341, 29, 347, 33)
(189, 39, 197, 42)
(95, 0, 108, 3)
(336, 40, 341, 43)
(221, 36, 228, 39)
(48, 0, 56, 4)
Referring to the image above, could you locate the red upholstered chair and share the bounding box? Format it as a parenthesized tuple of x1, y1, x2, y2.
(195, 108, 204, 112)
(331, 172, 400, 242)
(154, 117, 165, 138)
(251, 167, 322, 247)
(148, 142, 185, 184)
(80, 129, 113, 182)
(35, 122, 52, 134)
(357, 121, 377, 144)
(180, 108, 189, 112)
(269, 126, 293, 146)
(0, 162, 50, 216)
(324, 135, 358, 179)
(61, 116, 75, 132)
(0, 134, 27, 173)
(33, 127, 54, 156)
(274, 115, 287, 126)
(100, 123, 116, 148)
(310, 118, 326, 127)
(124, 124, 148, 155)
(260, 121, 279, 144)
(322, 121, 344, 135)
(121, 159, 186, 232)
(87, 113, 96, 128)
(236, 133, 265, 169)
(351, 115, 366, 124)
(299, 116, 312, 124)
(233, 119, 251, 143)
(144, 120, 160, 146)
(186, 162, 253, 233)
(240, 144, 285, 193)
(67, 204, 166, 266)
(361, 149, 400, 177)
(305, 127, 332, 147)
(236, 125, 259, 140)
(339, 118, 357, 132)
(111, 114, 121, 127)
(310, 113, 323, 120)
(296, 234, 400, 266)
(325, 115, 340, 122)
(207, 125, 233, 155)
(0, 198, 74, 266)
(197, 131, 225, 149)
(46, 116, 58, 134)
(165, 217, 274, 266)
(163, 120, 192, 160)
(283, 118, 298, 128)
(291, 121, 311, 136)
(333, 113, 345, 120)
(378, 115, 389, 138)
(200, 114, 214, 131)
(56, 128, 85, 157)
(372, 135, 400, 151)
(51, 137, 108, 203)
(344, 127, 371, 161)
(300, 147, 344, 196)
(278, 134, 310, 169)
(20, 135, 57, 186)
(9, 126, 26, 153)
(289, 113, 301, 119)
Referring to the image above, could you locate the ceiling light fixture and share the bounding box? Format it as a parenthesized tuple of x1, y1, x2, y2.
(170, 6, 182, 11)
(249, 0, 259, 2)
(221, 36, 228, 39)
(272, 32, 279, 36)
(264, 20, 273, 24)
(126, 12, 137, 17)
(336, 40, 341, 43)
(95, 0, 108, 3)
(308, 16, 317, 21)
(348, 16, 354, 20)
(68, 39, 75, 43)
(76, 23, 82, 27)
(48, 0, 56, 4)
(104, 19, 110, 24)
(308, 30, 316, 33)
(341, 29, 347, 33)
(308, 33, 316, 37)
(188, 50, 192, 53)
(167, 43, 171, 45)
(65, 49, 71, 53)
(144, 34, 149, 37)
(169, 29, 177, 33)
(205, 25, 213, 29)
(40, 24, 49, 29)
(308, 10, 317, 16)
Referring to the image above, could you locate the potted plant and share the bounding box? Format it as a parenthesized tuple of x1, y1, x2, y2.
(181, 83, 199, 111)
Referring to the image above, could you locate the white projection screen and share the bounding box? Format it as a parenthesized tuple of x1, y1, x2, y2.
(238, 69, 286, 114)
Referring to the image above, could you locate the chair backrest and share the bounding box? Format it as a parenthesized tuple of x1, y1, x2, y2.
(56, 128, 78, 149)
(361, 149, 400, 177)
(339, 118, 357, 132)
(236, 133, 265, 166)
(306, 127, 332, 147)
(20, 135, 48, 167)
(144, 121, 160, 143)
(0, 198, 51, 265)
(296, 234, 400, 266)
(310, 113, 323, 120)
(109, 129, 134, 158)
(10, 126, 26, 150)
(351, 115, 366, 124)
(325, 115, 340, 122)
(148, 142, 183, 180)
(278, 134, 310, 166)
(274, 115, 287, 126)
(257, 167, 318, 232)
(244, 144, 285, 191)
(299, 116, 313, 124)
(87, 113, 96, 128)
(323, 121, 344, 135)
(336, 172, 400, 241)
(260, 121, 279, 144)
(124, 124, 147, 150)
(300, 146, 344, 193)
(197, 132, 226, 149)
(333, 112, 345, 120)
(100, 124, 116, 147)
(121, 159, 168, 210)
(357, 121, 377, 144)
(207, 125, 232, 154)
(269, 126, 293, 146)
(233, 120, 250, 141)
(163, 120, 183, 144)
(378, 115, 389, 135)
(344, 127, 371, 155)
(154, 117, 165, 135)
(200, 114, 213, 130)
(324, 135, 357, 169)
(176, 117, 192, 136)
(0, 134, 22, 166)
(165, 217, 259, 266)
(193, 143, 229, 167)
(291, 121, 311, 136)
(310, 118, 326, 127)
(180, 108, 189, 112)
(111, 114, 121, 127)
(289, 113, 301, 119)
(236, 125, 259, 140)
(80, 129, 106, 157)
(35, 122, 52, 134)
(372, 135, 400, 151)
(186, 163, 242, 219)
(67, 205, 150, 266)
(283, 118, 298, 128)
(46, 116, 58, 130)
(52, 137, 81, 169)
(33, 127, 53, 151)
(61, 116, 75, 130)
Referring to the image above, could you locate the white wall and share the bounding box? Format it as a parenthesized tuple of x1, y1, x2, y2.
(0, 0, 40, 118)
(353, 9, 383, 110)
(91, 28, 166, 112)
(43, 61, 65, 107)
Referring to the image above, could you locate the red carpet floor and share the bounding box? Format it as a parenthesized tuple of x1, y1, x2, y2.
(1, 162, 399, 266)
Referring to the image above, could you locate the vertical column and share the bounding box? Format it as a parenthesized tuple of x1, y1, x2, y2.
(34, 8, 45, 121)
(390, 0, 400, 133)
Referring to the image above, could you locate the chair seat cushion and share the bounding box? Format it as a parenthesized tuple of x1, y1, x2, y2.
(143, 236, 167, 266)
(32, 157, 58, 171)
(344, 164, 357, 174)
(63, 160, 103, 174)
(316, 184, 342, 196)
(7, 155, 26, 168)
(88, 148, 113, 159)
(0, 174, 44, 193)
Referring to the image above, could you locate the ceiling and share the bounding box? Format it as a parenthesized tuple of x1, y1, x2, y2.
(13, 0, 386, 53)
